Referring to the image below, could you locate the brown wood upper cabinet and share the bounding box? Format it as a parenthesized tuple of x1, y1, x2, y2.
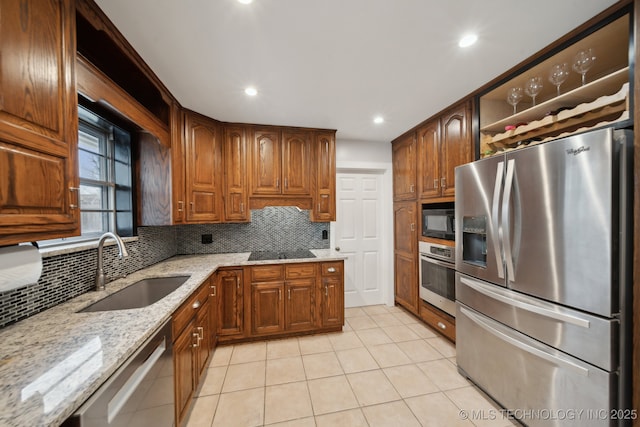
(392, 133, 417, 201)
(251, 128, 311, 196)
(0, 0, 79, 245)
(183, 110, 223, 223)
(417, 100, 472, 201)
(310, 132, 336, 221)
(223, 125, 249, 222)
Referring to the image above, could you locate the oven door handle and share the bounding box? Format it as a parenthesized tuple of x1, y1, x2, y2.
(419, 254, 455, 269)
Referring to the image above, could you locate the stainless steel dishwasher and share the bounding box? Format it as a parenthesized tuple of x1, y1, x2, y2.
(63, 319, 174, 427)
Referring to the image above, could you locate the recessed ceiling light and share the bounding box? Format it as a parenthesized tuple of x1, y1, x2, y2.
(238, 0, 253, 4)
(244, 87, 258, 96)
(373, 116, 384, 124)
(458, 34, 478, 48)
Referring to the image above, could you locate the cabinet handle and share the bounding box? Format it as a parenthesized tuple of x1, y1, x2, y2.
(236, 277, 240, 289)
(317, 203, 321, 212)
(240, 202, 244, 213)
(178, 201, 184, 212)
(288, 288, 291, 300)
(327, 267, 336, 273)
(192, 300, 201, 309)
(437, 322, 447, 330)
(284, 178, 288, 189)
(440, 177, 446, 189)
(197, 326, 204, 339)
(410, 184, 415, 193)
(279, 289, 282, 300)
(69, 187, 79, 209)
(410, 223, 415, 231)
(210, 285, 216, 297)
(192, 332, 200, 347)
(276, 178, 280, 188)
(434, 179, 439, 189)
(190, 201, 195, 213)
(325, 285, 328, 297)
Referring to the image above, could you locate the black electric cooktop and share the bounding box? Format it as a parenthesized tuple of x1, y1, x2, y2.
(248, 249, 316, 261)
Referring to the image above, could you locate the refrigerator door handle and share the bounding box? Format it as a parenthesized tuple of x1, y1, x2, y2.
(459, 306, 590, 377)
(459, 276, 591, 328)
(491, 161, 505, 279)
(502, 159, 516, 281)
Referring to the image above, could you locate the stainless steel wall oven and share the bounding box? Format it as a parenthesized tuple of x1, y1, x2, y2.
(419, 241, 456, 317)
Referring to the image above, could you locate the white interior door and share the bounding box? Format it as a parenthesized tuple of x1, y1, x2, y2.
(334, 171, 385, 307)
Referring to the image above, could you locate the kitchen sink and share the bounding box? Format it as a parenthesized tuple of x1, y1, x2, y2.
(78, 276, 190, 313)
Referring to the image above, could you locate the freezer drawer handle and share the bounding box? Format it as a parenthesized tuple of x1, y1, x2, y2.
(460, 276, 590, 328)
(491, 161, 505, 279)
(460, 306, 589, 377)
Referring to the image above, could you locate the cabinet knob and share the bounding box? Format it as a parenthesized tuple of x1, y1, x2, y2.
(437, 322, 447, 330)
(192, 300, 201, 309)
(335, 247, 340, 251)
(327, 267, 336, 273)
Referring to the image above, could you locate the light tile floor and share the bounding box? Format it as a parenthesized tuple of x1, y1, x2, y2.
(186, 304, 516, 427)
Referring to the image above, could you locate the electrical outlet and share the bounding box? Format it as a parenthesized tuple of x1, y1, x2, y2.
(322, 230, 328, 240)
(201, 234, 213, 244)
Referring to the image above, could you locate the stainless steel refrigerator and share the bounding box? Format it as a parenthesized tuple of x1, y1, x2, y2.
(454, 128, 633, 427)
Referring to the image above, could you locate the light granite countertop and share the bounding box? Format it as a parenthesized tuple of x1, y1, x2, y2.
(0, 249, 345, 427)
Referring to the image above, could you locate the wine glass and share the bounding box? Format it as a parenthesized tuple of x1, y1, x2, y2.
(524, 77, 543, 107)
(548, 63, 570, 96)
(506, 87, 523, 114)
(572, 48, 596, 85)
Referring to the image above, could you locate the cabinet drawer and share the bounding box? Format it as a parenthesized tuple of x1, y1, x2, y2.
(285, 263, 316, 279)
(173, 282, 209, 338)
(321, 262, 342, 276)
(419, 300, 455, 342)
(251, 265, 284, 281)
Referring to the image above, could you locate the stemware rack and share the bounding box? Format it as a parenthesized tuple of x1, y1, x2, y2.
(480, 67, 629, 156)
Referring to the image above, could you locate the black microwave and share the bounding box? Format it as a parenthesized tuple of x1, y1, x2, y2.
(422, 206, 455, 240)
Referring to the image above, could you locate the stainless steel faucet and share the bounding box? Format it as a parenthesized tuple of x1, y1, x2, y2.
(95, 232, 130, 291)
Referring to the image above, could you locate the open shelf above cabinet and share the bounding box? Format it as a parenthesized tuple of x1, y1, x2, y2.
(478, 12, 631, 157)
(481, 67, 628, 133)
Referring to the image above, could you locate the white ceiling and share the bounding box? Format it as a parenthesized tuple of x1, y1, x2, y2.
(94, 0, 619, 143)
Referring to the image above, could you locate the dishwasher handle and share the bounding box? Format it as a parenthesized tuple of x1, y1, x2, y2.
(108, 337, 167, 422)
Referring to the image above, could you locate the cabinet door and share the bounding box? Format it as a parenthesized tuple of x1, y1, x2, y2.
(208, 278, 218, 347)
(184, 112, 223, 222)
(171, 102, 186, 223)
(392, 133, 417, 201)
(174, 320, 196, 426)
(218, 269, 243, 336)
(285, 279, 315, 331)
(223, 125, 249, 222)
(251, 282, 285, 335)
(395, 252, 418, 313)
(0, 0, 79, 245)
(321, 276, 344, 328)
(393, 201, 417, 256)
(440, 101, 472, 198)
(282, 131, 311, 195)
(311, 132, 336, 221)
(417, 120, 441, 199)
(251, 129, 281, 195)
(195, 301, 210, 378)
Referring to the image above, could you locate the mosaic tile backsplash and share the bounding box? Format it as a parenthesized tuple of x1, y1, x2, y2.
(176, 207, 330, 254)
(0, 207, 330, 328)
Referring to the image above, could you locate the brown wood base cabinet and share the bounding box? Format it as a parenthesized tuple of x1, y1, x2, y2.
(217, 260, 344, 344)
(419, 299, 455, 342)
(173, 279, 212, 426)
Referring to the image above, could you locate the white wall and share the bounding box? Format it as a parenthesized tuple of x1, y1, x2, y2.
(334, 139, 395, 306)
